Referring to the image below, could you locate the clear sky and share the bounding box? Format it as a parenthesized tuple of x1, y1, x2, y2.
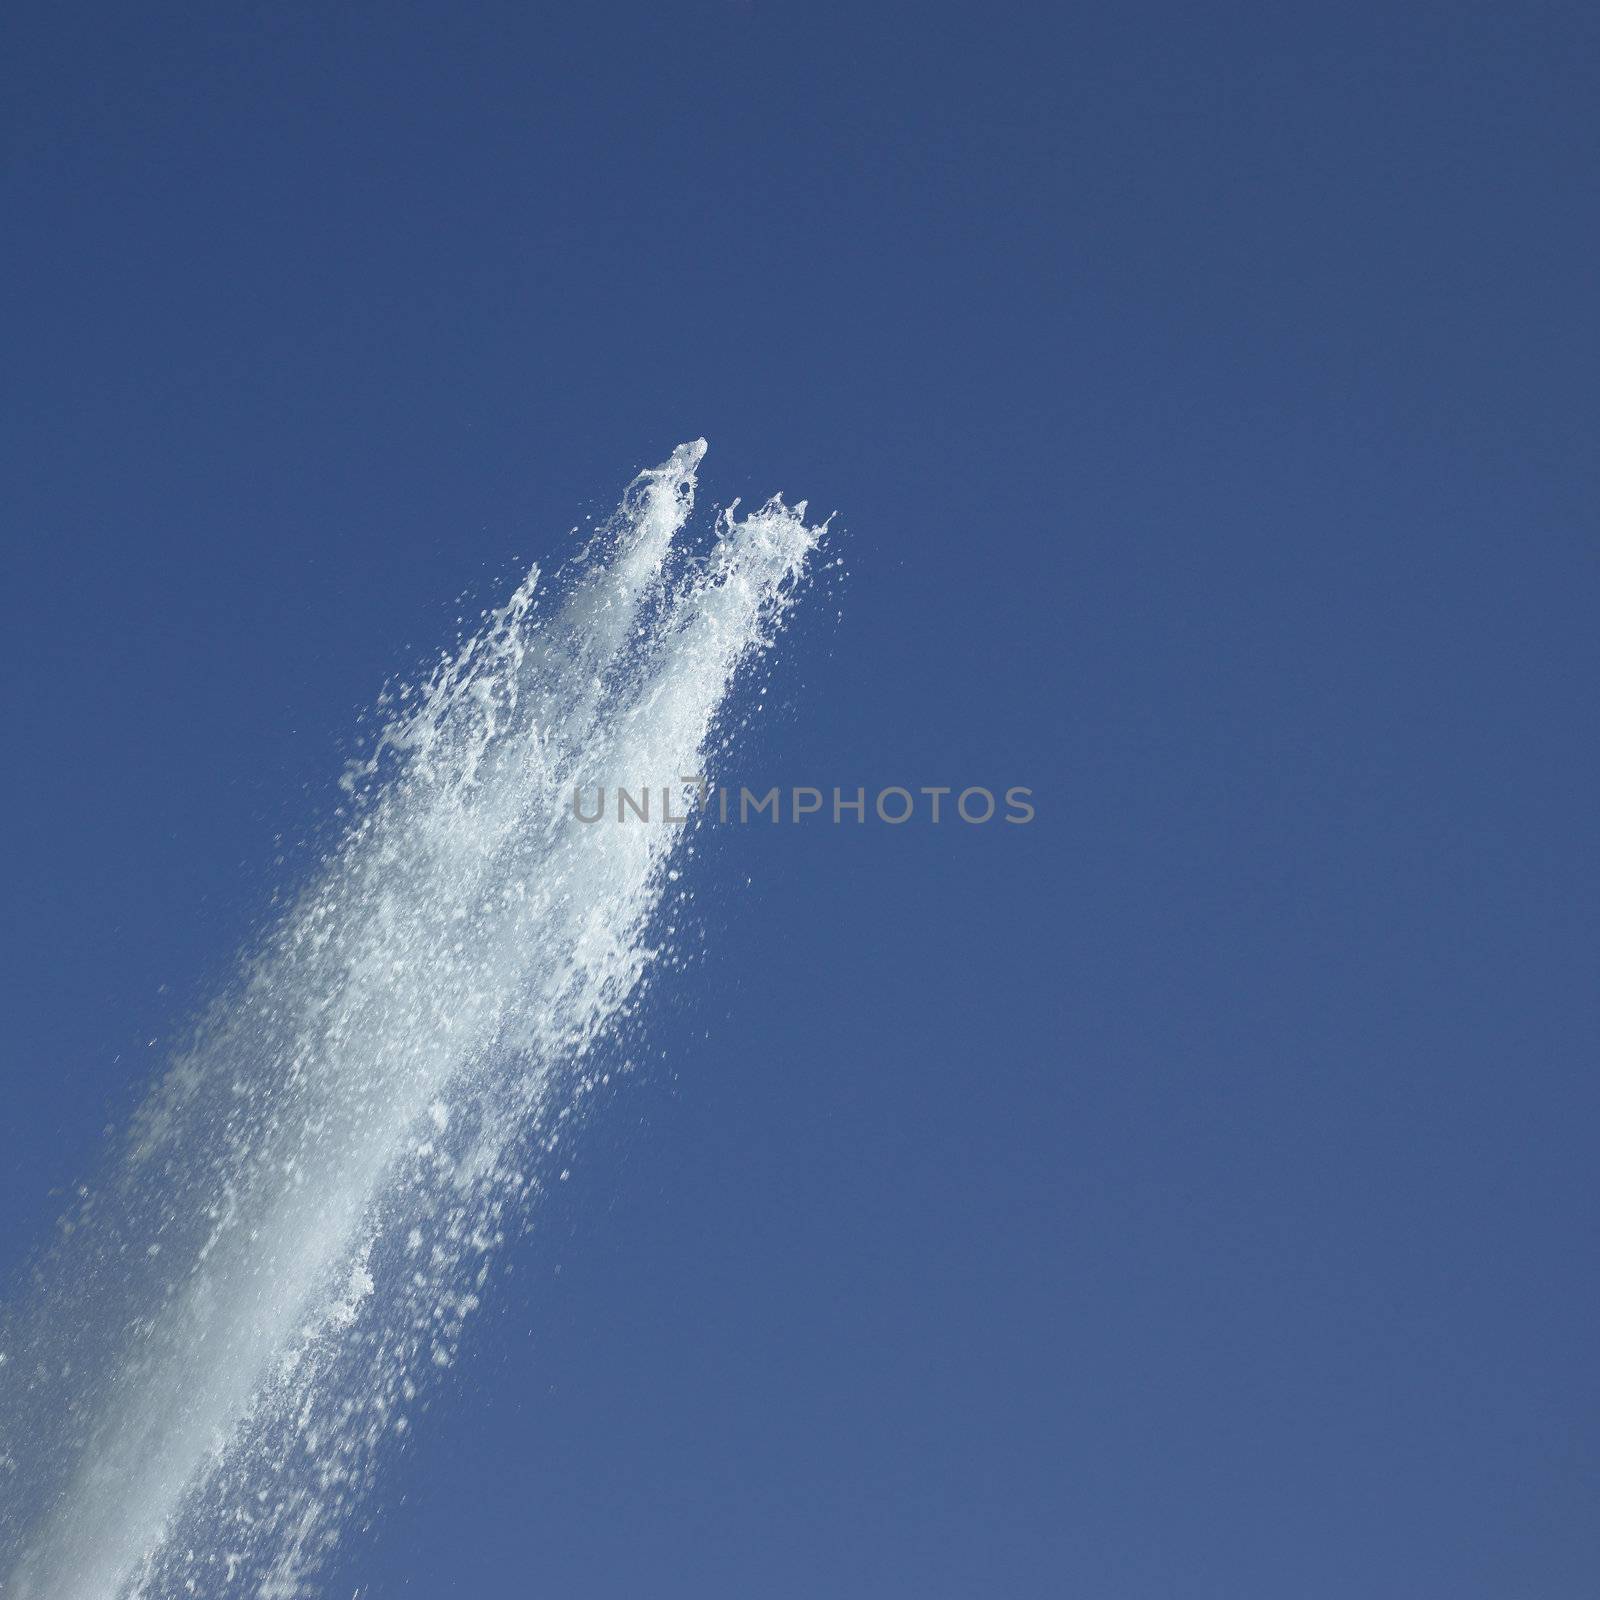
(2, 3, 1596, 1595)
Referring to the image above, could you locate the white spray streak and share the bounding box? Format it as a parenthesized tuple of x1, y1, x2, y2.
(0, 442, 825, 1599)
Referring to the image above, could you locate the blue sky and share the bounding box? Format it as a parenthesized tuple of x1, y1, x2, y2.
(2, 3, 1596, 1595)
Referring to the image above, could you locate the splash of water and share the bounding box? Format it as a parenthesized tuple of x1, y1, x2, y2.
(0, 442, 825, 1599)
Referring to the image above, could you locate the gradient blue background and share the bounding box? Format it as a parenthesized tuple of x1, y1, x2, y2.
(3, 3, 1596, 1595)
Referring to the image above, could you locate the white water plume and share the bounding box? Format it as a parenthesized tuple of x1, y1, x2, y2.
(0, 442, 825, 1598)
